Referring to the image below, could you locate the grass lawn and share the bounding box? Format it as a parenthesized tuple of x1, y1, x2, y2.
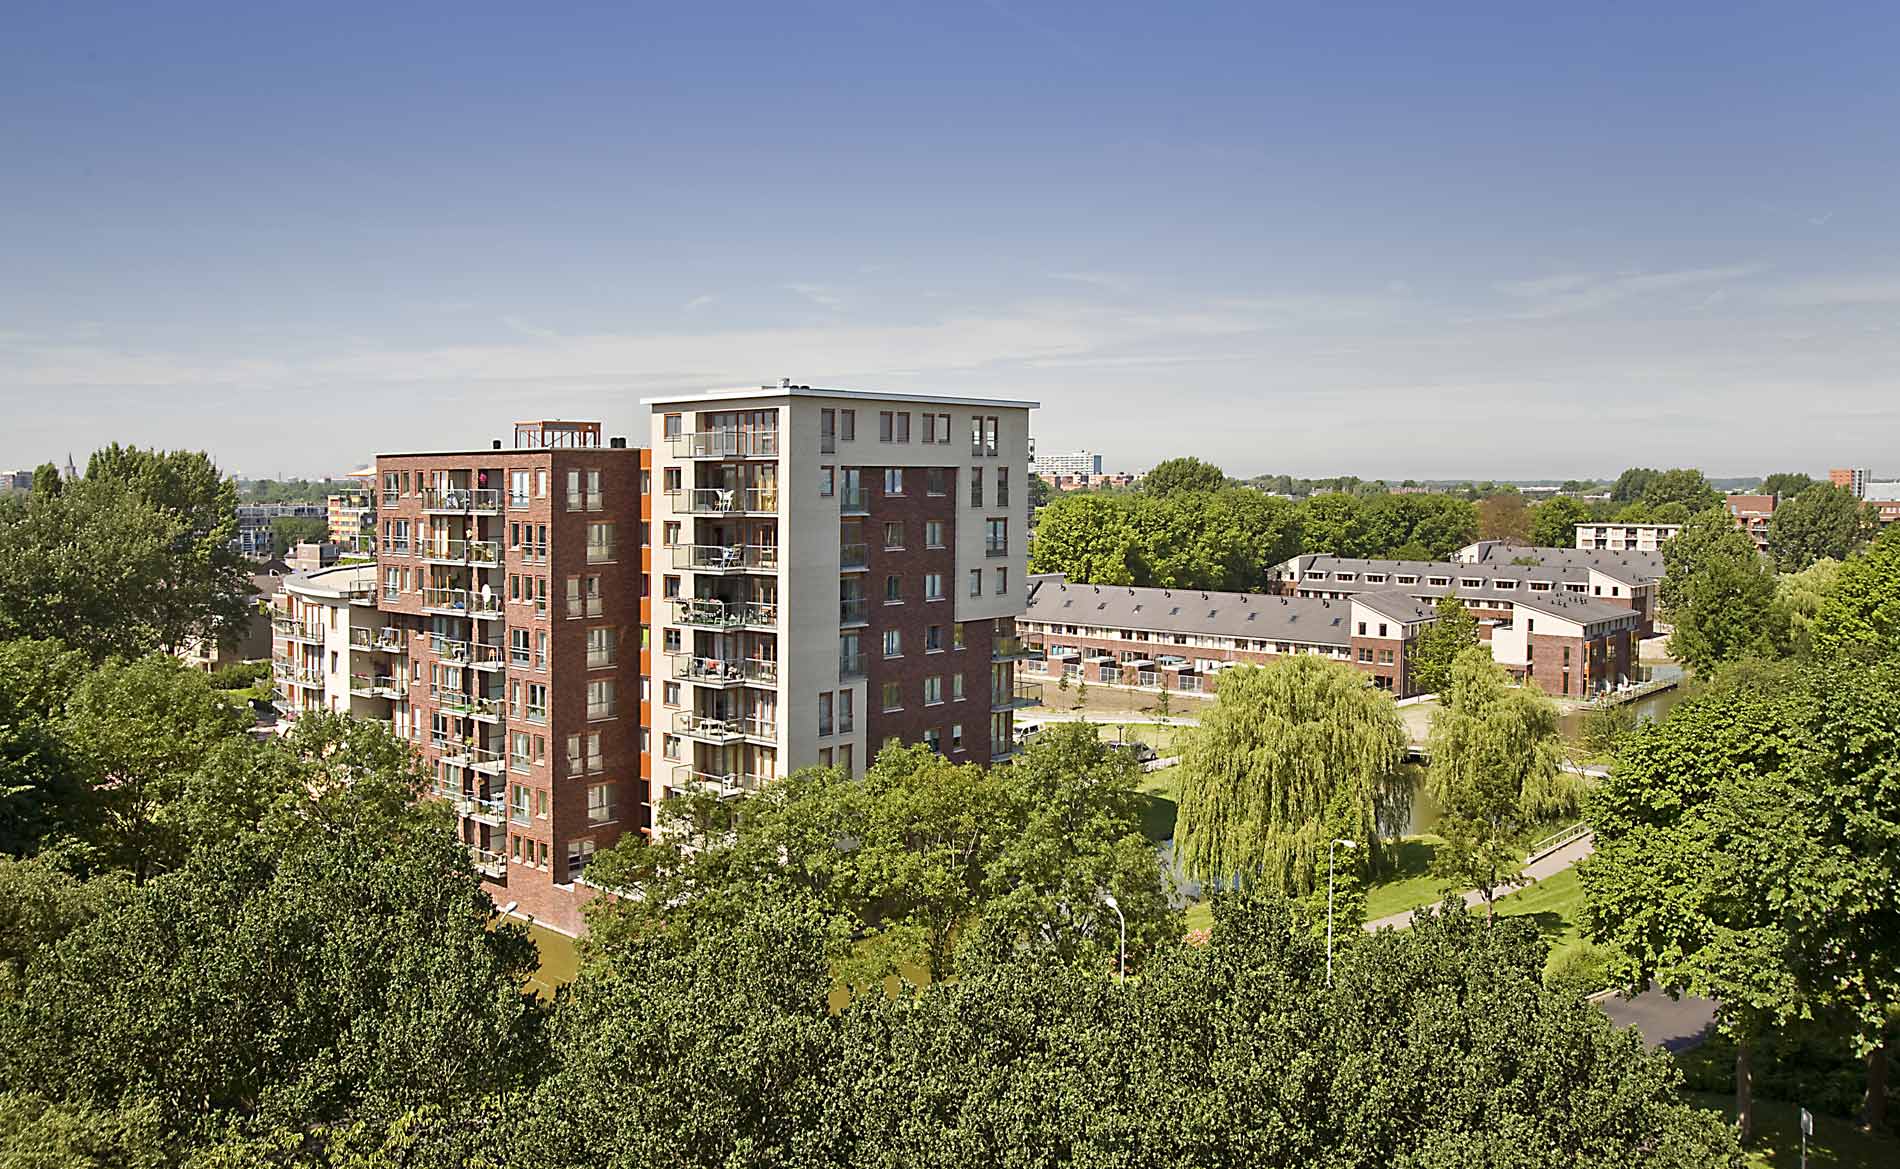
(1028, 681, 1212, 722)
(1362, 837, 1451, 921)
(1492, 865, 1589, 973)
(1688, 1093, 1898, 1168)
(1137, 764, 1179, 845)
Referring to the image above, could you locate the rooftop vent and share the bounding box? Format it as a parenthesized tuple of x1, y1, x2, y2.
(610, 436, 627, 449)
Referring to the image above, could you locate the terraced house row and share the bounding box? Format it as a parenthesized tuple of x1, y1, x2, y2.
(1021, 540, 1655, 701)
(272, 388, 1036, 933)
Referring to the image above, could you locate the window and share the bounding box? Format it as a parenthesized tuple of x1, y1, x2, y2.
(568, 836, 597, 874)
(995, 566, 1008, 594)
(1358, 648, 1373, 663)
(820, 465, 834, 496)
(895, 411, 910, 442)
(885, 574, 903, 603)
(969, 568, 983, 597)
(510, 628, 532, 666)
(663, 521, 680, 546)
(985, 518, 1008, 556)
(662, 627, 681, 653)
(510, 470, 530, 508)
(566, 732, 602, 775)
(511, 785, 531, 825)
(838, 689, 854, 733)
(663, 413, 682, 439)
(565, 575, 602, 618)
(1378, 623, 1388, 637)
(883, 521, 904, 549)
(924, 728, 942, 753)
(587, 783, 616, 825)
(535, 629, 548, 669)
(536, 469, 548, 498)
(663, 680, 681, 706)
(883, 629, 902, 658)
(587, 522, 615, 563)
(566, 468, 602, 512)
(586, 679, 616, 720)
(881, 681, 903, 711)
(925, 520, 945, 548)
(984, 417, 999, 456)
(952, 672, 966, 701)
(883, 468, 904, 496)
(1378, 649, 1395, 665)
(662, 575, 680, 599)
(997, 467, 1009, 508)
(820, 408, 836, 453)
(818, 692, 836, 737)
(927, 624, 944, 652)
(970, 468, 984, 507)
(663, 733, 681, 761)
(1357, 621, 1366, 635)
(926, 467, 947, 496)
(586, 626, 615, 668)
(924, 572, 944, 601)
(840, 409, 855, 441)
(951, 723, 964, 752)
(525, 683, 548, 723)
(641, 469, 651, 494)
(879, 411, 895, 442)
(971, 416, 985, 455)
(819, 747, 833, 767)
(953, 622, 966, 650)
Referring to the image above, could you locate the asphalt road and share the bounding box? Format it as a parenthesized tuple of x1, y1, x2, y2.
(1596, 983, 1719, 1052)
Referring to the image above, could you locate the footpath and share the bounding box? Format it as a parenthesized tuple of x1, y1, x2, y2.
(1362, 829, 1595, 932)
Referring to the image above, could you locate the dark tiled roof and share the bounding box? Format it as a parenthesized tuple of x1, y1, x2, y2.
(1023, 577, 1358, 647)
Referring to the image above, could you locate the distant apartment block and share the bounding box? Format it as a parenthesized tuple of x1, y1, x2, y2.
(236, 502, 326, 558)
(1031, 449, 1104, 478)
(1575, 522, 1680, 553)
(645, 384, 1037, 805)
(326, 466, 377, 551)
(1725, 493, 1776, 553)
(1831, 467, 1870, 499)
(1041, 471, 1139, 492)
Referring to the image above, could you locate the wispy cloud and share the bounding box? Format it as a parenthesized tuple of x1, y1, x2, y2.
(1759, 277, 1900, 306)
(1492, 264, 1761, 320)
(785, 283, 845, 311)
(682, 294, 717, 311)
(1049, 270, 1136, 294)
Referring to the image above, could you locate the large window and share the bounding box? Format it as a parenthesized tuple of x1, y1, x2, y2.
(586, 679, 616, 721)
(985, 518, 1009, 556)
(883, 629, 902, 658)
(970, 467, 984, 507)
(586, 626, 615, 668)
(565, 468, 602, 512)
(883, 468, 904, 496)
(586, 522, 615, 563)
(586, 782, 616, 825)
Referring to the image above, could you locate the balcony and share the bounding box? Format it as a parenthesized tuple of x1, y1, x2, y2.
(441, 742, 507, 776)
(839, 486, 868, 514)
(419, 539, 500, 566)
(432, 688, 504, 720)
(349, 673, 404, 699)
(421, 487, 502, 514)
(992, 681, 1042, 711)
(273, 658, 322, 687)
(383, 536, 412, 557)
(272, 616, 323, 643)
(671, 655, 779, 687)
(839, 543, 868, 571)
(421, 587, 503, 618)
(468, 846, 507, 880)
(670, 597, 778, 629)
(430, 635, 505, 669)
(682, 486, 779, 515)
(839, 652, 865, 679)
(668, 429, 780, 459)
(672, 711, 745, 742)
(343, 579, 377, 604)
(455, 791, 507, 826)
(671, 543, 780, 573)
(670, 765, 769, 799)
(839, 598, 867, 626)
(348, 626, 407, 653)
(992, 636, 1031, 661)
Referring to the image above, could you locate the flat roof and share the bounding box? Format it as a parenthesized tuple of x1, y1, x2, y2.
(371, 445, 645, 459)
(640, 383, 1040, 410)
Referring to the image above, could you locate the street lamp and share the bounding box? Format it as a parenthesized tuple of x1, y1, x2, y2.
(1102, 891, 1126, 983)
(1327, 839, 1357, 988)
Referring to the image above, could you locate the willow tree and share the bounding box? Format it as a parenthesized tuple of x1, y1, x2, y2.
(1425, 649, 1574, 918)
(1175, 656, 1408, 893)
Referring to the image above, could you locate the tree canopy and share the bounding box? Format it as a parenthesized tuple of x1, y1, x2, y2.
(1140, 456, 1226, 496)
(1531, 495, 1590, 548)
(1658, 510, 1785, 674)
(1760, 472, 1817, 499)
(1811, 521, 1900, 659)
(1175, 656, 1409, 892)
(1767, 482, 1872, 572)
(1406, 592, 1480, 695)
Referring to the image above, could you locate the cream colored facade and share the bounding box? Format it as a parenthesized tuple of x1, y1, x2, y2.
(1574, 523, 1679, 552)
(643, 384, 1035, 804)
(272, 563, 409, 731)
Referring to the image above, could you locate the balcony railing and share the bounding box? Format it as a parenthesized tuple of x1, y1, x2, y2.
(430, 635, 505, 668)
(441, 742, 507, 775)
(672, 711, 745, 741)
(421, 487, 502, 513)
(839, 598, 867, 626)
(381, 490, 402, 507)
(669, 597, 778, 628)
(671, 544, 780, 572)
(273, 661, 322, 687)
(839, 543, 868, 570)
(383, 536, 412, 556)
(668, 429, 780, 459)
(992, 636, 1030, 661)
(349, 673, 405, 698)
(348, 626, 408, 653)
(992, 681, 1042, 711)
(419, 538, 500, 564)
(469, 847, 507, 880)
(670, 765, 769, 798)
(683, 486, 780, 514)
(986, 542, 1010, 558)
(839, 652, 865, 679)
(272, 616, 323, 642)
(421, 587, 503, 617)
(671, 655, 779, 686)
(432, 688, 504, 719)
(839, 486, 868, 513)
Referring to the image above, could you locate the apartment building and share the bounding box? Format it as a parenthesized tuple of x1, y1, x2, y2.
(1574, 522, 1680, 553)
(270, 563, 401, 722)
(236, 501, 326, 558)
(369, 420, 651, 932)
(1831, 467, 1870, 499)
(644, 384, 1037, 805)
(326, 467, 377, 552)
(1024, 569, 1640, 700)
(1271, 549, 1663, 637)
(1725, 493, 1776, 553)
(1032, 449, 1104, 477)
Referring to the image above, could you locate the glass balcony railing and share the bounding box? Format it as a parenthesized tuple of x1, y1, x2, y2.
(429, 635, 504, 667)
(468, 846, 507, 880)
(671, 544, 780, 572)
(671, 711, 745, 741)
(839, 486, 868, 513)
(418, 538, 500, 564)
(667, 429, 780, 459)
(272, 616, 323, 642)
(420, 487, 502, 513)
(669, 597, 778, 628)
(839, 543, 868, 570)
(992, 636, 1030, 661)
(839, 652, 865, 679)
(431, 688, 504, 719)
(839, 598, 867, 625)
(671, 655, 779, 686)
(670, 766, 770, 798)
(683, 486, 780, 514)
(421, 587, 503, 617)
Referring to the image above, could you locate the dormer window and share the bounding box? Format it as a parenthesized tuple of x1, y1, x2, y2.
(1428, 576, 1449, 587)
(1365, 573, 1386, 583)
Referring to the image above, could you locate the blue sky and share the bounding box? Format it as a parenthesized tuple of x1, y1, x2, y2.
(4, 1, 1900, 479)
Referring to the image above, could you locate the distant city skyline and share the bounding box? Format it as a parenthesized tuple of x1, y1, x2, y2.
(7, 4, 1900, 476)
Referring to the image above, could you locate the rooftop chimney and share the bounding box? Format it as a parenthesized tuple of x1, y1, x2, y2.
(610, 436, 627, 449)
(492, 439, 502, 450)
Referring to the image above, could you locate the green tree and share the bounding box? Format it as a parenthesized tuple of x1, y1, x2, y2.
(1760, 472, 1816, 499)
(268, 514, 330, 557)
(1424, 650, 1573, 919)
(1772, 557, 1841, 657)
(1658, 510, 1786, 674)
(1297, 492, 1368, 556)
(1766, 482, 1871, 571)
(0, 640, 92, 857)
(1476, 493, 1531, 542)
(1141, 456, 1225, 496)
(1406, 592, 1481, 695)
(1810, 522, 1900, 659)
(1531, 495, 1590, 548)
(1611, 467, 1660, 503)
(1642, 467, 1723, 514)
(1175, 656, 1409, 892)
(1026, 493, 1137, 584)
